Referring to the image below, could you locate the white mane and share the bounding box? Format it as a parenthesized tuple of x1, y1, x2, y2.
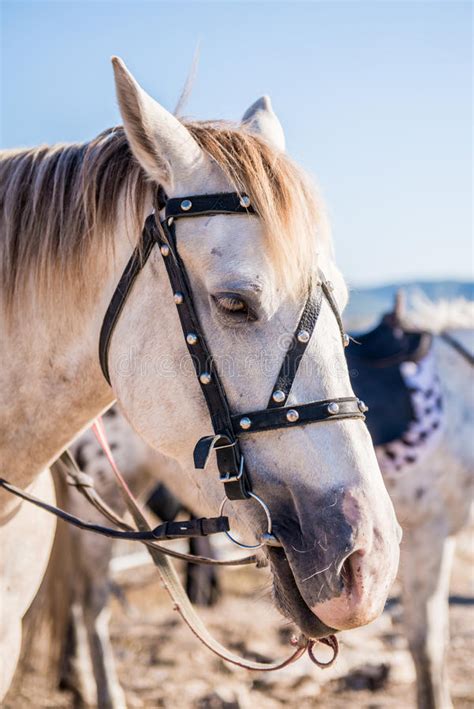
(400, 291, 474, 334)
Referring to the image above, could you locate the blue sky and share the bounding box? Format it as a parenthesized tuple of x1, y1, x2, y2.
(1, 1, 472, 286)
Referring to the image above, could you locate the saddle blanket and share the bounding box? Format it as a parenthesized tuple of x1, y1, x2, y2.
(347, 318, 444, 475)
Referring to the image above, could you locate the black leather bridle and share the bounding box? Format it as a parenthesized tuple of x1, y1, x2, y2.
(99, 191, 367, 520)
(0, 189, 367, 666)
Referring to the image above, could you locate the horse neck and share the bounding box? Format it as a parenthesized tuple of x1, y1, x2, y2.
(0, 198, 150, 495)
(432, 329, 474, 475)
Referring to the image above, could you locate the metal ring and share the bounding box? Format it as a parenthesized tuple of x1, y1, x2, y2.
(218, 492, 273, 550)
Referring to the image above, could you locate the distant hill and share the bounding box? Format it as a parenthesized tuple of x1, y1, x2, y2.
(344, 280, 473, 330)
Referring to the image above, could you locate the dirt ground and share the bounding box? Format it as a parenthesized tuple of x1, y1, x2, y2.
(6, 531, 474, 709)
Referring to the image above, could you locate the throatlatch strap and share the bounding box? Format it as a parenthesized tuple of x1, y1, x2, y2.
(99, 216, 157, 385)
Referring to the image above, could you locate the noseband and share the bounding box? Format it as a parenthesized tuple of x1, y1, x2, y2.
(99, 190, 366, 546)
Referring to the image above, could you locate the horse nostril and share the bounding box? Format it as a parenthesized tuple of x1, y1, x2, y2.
(338, 548, 365, 595)
(340, 556, 354, 592)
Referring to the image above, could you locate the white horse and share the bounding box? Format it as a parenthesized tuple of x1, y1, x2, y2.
(383, 298, 473, 709)
(54, 297, 474, 709)
(345, 293, 473, 709)
(0, 57, 401, 698)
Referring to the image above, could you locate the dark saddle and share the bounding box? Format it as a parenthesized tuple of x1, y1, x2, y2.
(346, 313, 432, 446)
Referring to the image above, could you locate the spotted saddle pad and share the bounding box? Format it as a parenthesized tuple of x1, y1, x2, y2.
(346, 315, 433, 446)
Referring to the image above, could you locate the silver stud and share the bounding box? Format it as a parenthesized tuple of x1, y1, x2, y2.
(239, 417, 252, 430)
(272, 390, 286, 404)
(186, 333, 198, 345)
(174, 292, 184, 305)
(297, 329, 310, 344)
(160, 244, 170, 257)
(343, 333, 350, 348)
(167, 217, 174, 226)
(327, 402, 340, 415)
(358, 400, 368, 413)
(286, 409, 299, 423)
(325, 280, 334, 292)
(199, 372, 211, 385)
(180, 199, 192, 212)
(240, 195, 251, 208)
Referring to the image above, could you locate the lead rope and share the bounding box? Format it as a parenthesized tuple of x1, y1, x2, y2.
(91, 417, 339, 671)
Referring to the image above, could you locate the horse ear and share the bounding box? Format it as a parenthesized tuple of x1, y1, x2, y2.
(242, 96, 286, 152)
(111, 57, 204, 188)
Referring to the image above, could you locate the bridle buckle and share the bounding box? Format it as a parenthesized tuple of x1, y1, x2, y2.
(219, 454, 245, 484)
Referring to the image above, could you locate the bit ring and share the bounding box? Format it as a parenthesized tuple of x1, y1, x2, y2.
(218, 492, 274, 550)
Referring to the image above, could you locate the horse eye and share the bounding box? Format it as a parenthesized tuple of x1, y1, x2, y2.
(216, 295, 247, 313)
(212, 293, 256, 322)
